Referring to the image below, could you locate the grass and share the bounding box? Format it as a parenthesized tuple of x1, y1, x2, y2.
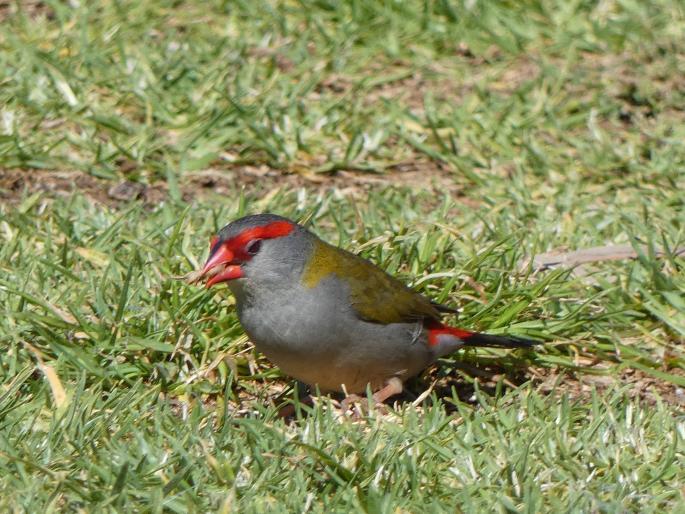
(1, 0, 685, 511)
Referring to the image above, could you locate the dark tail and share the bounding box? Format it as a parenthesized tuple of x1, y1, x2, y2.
(427, 324, 541, 349)
(461, 332, 540, 349)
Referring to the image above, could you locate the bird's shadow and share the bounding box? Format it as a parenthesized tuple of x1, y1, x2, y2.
(278, 353, 539, 418)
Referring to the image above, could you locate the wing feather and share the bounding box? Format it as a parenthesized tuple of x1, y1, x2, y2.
(302, 241, 441, 325)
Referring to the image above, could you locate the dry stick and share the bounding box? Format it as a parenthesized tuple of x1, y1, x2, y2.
(523, 244, 685, 271)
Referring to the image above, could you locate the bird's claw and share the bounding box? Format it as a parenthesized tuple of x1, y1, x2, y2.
(339, 394, 390, 417)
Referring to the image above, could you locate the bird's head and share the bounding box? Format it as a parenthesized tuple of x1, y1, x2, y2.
(197, 214, 307, 288)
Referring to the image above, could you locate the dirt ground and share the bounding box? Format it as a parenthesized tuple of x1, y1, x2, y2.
(0, 162, 467, 208)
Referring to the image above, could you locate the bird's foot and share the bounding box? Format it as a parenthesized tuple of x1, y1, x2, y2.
(277, 381, 313, 418)
(277, 394, 314, 418)
(340, 378, 403, 417)
(339, 393, 368, 417)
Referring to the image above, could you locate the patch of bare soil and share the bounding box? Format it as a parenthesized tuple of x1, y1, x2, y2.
(0, 163, 465, 207)
(0, 169, 164, 206)
(532, 366, 685, 407)
(0, 0, 53, 21)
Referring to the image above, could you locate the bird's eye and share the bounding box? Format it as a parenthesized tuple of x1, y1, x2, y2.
(245, 239, 262, 256)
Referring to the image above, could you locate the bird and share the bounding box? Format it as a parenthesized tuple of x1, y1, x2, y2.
(193, 213, 538, 405)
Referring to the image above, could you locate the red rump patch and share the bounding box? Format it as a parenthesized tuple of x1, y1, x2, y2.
(427, 324, 475, 346)
(223, 220, 294, 260)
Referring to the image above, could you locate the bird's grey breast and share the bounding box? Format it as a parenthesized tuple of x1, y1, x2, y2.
(233, 276, 348, 354)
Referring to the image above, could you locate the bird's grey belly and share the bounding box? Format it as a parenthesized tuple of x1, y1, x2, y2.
(235, 289, 434, 393)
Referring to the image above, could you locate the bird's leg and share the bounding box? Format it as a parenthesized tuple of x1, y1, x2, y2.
(277, 381, 313, 418)
(372, 377, 403, 403)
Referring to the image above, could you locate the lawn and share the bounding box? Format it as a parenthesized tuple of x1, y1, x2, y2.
(1, 0, 684, 511)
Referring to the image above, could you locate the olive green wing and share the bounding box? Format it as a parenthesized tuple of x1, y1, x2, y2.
(346, 260, 441, 324)
(302, 240, 441, 325)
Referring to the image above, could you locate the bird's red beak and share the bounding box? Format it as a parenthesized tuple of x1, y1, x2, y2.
(200, 243, 243, 287)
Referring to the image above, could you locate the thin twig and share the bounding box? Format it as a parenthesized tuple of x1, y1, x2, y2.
(522, 244, 685, 271)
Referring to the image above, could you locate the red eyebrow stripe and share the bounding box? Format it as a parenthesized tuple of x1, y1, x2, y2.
(225, 220, 294, 251)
